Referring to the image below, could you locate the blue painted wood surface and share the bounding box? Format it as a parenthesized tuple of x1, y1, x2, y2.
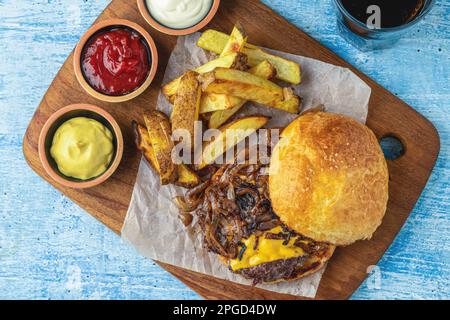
(0, 0, 448, 300)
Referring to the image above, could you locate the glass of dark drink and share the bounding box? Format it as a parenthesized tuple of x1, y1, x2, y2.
(333, 0, 435, 50)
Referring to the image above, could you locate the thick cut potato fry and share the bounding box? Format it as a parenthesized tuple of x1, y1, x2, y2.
(133, 120, 200, 188)
(220, 24, 247, 57)
(207, 61, 276, 128)
(200, 94, 243, 113)
(275, 87, 302, 114)
(200, 61, 276, 115)
(171, 71, 201, 143)
(132, 120, 159, 171)
(175, 164, 202, 188)
(163, 52, 247, 99)
(200, 68, 300, 113)
(143, 111, 177, 185)
(197, 29, 301, 84)
(197, 29, 256, 53)
(248, 60, 277, 80)
(207, 102, 246, 129)
(197, 116, 270, 169)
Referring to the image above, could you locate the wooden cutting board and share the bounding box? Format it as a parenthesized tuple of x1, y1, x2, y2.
(22, 0, 440, 300)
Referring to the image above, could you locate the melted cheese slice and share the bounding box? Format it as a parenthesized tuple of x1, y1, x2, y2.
(229, 226, 306, 271)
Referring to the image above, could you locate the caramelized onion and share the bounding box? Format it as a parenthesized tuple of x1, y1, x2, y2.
(175, 158, 280, 259)
(258, 219, 280, 231)
(173, 196, 197, 213)
(179, 213, 193, 226)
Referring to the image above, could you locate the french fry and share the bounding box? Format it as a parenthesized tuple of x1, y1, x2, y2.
(199, 67, 300, 114)
(197, 29, 254, 53)
(175, 164, 202, 188)
(200, 60, 276, 115)
(143, 111, 178, 185)
(132, 120, 201, 188)
(207, 60, 277, 128)
(162, 24, 247, 104)
(248, 60, 277, 80)
(197, 115, 270, 169)
(162, 52, 247, 99)
(200, 94, 243, 113)
(132, 120, 159, 171)
(220, 24, 247, 57)
(277, 87, 302, 114)
(171, 71, 201, 143)
(197, 29, 301, 84)
(207, 102, 246, 130)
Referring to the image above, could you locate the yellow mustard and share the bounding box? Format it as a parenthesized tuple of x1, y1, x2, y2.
(229, 226, 306, 271)
(50, 117, 114, 180)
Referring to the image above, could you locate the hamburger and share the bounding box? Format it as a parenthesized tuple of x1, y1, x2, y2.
(176, 111, 389, 284)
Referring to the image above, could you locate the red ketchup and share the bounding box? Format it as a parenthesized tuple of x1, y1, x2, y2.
(81, 28, 150, 96)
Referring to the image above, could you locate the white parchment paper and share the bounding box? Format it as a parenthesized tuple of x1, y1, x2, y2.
(121, 33, 371, 298)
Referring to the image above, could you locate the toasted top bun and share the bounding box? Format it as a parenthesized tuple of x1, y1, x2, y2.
(269, 112, 389, 246)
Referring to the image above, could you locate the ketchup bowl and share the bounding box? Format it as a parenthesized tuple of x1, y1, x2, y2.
(74, 19, 158, 103)
(137, 0, 220, 36)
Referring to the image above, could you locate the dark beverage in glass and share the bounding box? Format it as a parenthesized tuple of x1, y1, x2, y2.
(333, 0, 435, 50)
(341, 0, 425, 28)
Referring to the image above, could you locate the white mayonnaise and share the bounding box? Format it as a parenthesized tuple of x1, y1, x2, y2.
(146, 0, 213, 29)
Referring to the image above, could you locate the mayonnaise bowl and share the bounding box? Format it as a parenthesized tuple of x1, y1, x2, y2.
(137, 0, 220, 36)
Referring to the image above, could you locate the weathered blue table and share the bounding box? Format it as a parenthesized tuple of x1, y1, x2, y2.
(0, 0, 448, 300)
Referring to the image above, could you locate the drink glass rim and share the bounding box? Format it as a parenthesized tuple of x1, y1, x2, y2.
(333, 0, 436, 33)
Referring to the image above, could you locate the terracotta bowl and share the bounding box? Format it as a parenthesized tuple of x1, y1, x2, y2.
(74, 19, 158, 103)
(38, 104, 124, 189)
(137, 0, 220, 36)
